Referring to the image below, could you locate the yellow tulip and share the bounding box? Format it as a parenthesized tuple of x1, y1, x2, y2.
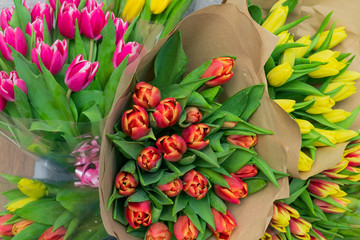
(322, 109, 351, 123)
(324, 82, 357, 102)
(261, 232, 272, 240)
(267, 63, 293, 87)
(151, 0, 172, 14)
(274, 99, 296, 113)
(7, 198, 36, 212)
(313, 128, 337, 146)
(314, 27, 348, 50)
(294, 119, 314, 134)
(18, 178, 47, 199)
(309, 50, 340, 62)
(262, 6, 289, 33)
(270, 0, 287, 12)
(332, 70, 360, 82)
(122, 0, 145, 22)
(298, 151, 313, 172)
(308, 50, 346, 78)
(304, 95, 335, 114)
(277, 31, 290, 46)
(333, 129, 358, 143)
(281, 38, 296, 67)
(332, 189, 347, 198)
(294, 35, 311, 58)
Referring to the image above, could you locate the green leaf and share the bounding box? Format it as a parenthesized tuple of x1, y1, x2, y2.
(156, 172, 179, 186)
(180, 60, 212, 85)
(282, 0, 298, 13)
(317, 22, 336, 52)
(147, 188, 173, 208)
(138, 169, 165, 186)
(79, 104, 103, 136)
(74, 20, 87, 59)
(221, 148, 254, 173)
(200, 86, 223, 101)
(13, 0, 31, 32)
(172, 192, 189, 216)
(293, 99, 315, 110)
(107, 186, 124, 211)
(248, 5, 262, 24)
(272, 43, 307, 59)
(284, 179, 309, 205)
(232, 120, 273, 135)
(72, 90, 105, 114)
(337, 105, 360, 129)
(251, 155, 278, 188)
(152, 31, 188, 87)
(53, 211, 74, 231)
(126, 189, 150, 204)
(120, 160, 137, 174)
(198, 168, 229, 188)
(294, 111, 342, 130)
(208, 132, 224, 152)
(277, 80, 324, 96)
(160, 205, 177, 222)
(64, 217, 80, 240)
(273, 15, 309, 35)
(12, 223, 48, 240)
(311, 12, 333, 40)
(240, 84, 265, 121)
(208, 191, 227, 215)
(1, 189, 25, 202)
(187, 92, 212, 110)
(244, 179, 267, 195)
(113, 140, 145, 160)
(189, 195, 215, 230)
(14, 85, 31, 120)
(311, 194, 351, 212)
(184, 205, 203, 232)
(299, 190, 316, 215)
(0, 173, 22, 185)
(113, 198, 127, 225)
(189, 146, 219, 168)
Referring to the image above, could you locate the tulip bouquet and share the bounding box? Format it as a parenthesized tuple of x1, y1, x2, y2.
(0, 174, 108, 240)
(249, 0, 360, 173)
(104, 31, 286, 240)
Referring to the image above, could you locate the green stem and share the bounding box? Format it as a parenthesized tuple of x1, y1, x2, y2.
(66, 89, 72, 101)
(88, 39, 94, 61)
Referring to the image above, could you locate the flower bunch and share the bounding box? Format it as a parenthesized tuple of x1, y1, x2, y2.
(106, 31, 285, 240)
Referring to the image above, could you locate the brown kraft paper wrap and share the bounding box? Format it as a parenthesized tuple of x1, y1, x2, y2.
(251, 0, 360, 179)
(99, 1, 301, 239)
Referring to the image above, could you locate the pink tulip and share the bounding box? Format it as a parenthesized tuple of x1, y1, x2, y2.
(0, 8, 13, 30)
(0, 70, 27, 102)
(0, 26, 28, 61)
(0, 95, 6, 111)
(79, 0, 105, 40)
(58, 2, 81, 39)
(31, 2, 53, 32)
(49, 0, 81, 10)
(113, 40, 142, 68)
(106, 11, 128, 44)
(65, 54, 99, 92)
(26, 18, 45, 40)
(31, 38, 68, 75)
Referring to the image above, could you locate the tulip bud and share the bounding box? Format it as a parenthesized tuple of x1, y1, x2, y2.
(276, 202, 300, 218)
(294, 35, 311, 58)
(50, 0, 81, 10)
(345, 166, 360, 181)
(113, 40, 143, 68)
(313, 128, 337, 147)
(262, 6, 289, 33)
(234, 164, 259, 178)
(304, 95, 335, 114)
(0, 70, 27, 102)
(315, 196, 350, 214)
(267, 63, 294, 87)
(281, 38, 296, 67)
(158, 178, 183, 197)
(115, 171, 138, 196)
(182, 123, 210, 150)
(122, 0, 145, 23)
(289, 218, 312, 240)
(333, 129, 358, 143)
(298, 151, 313, 172)
(277, 31, 290, 46)
(0, 95, 6, 111)
(308, 50, 346, 78)
(322, 109, 351, 123)
(208, 208, 237, 240)
(105, 12, 128, 44)
(173, 215, 198, 240)
(273, 99, 296, 113)
(80, 0, 105, 40)
(146, 222, 171, 240)
(12, 219, 33, 235)
(137, 146, 162, 172)
(125, 201, 152, 229)
(7, 198, 36, 212)
(184, 107, 202, 123)
(323, 158, 348, 174)
(0, 26, 28, 61)
(344, 145, 360, 167)
(122, 105, 150, 140)
(153, 98, 182, 128)
(314, 27, 348, 50)
(183, 170, 208, 200)
(58, 2, 81, 39)
(26, 18, 45, 40)
(214, 174, 248, 204)
(332, 70, 360, 82)
(0, 8, 13, 30)
(269, 0, 286, 12)
(294, 119, 314, 135)
(31, 38, 68, 75)
(132, 82, 161, 109)
(18, 178, 47, 199)
(39, 226, 66, 240)
(201, 57, 235, 87)
(0, 214, 14, 237)
(308, 179, 342, 198)
(270, 204, 290, 233)
(156, 135, 187, 162)
(31, 3, 53, 32)
(324, 82, 357, 102)
(226, 135, 257, 149)
(151, 0, 172, 14)
(65, 54, 99, 92)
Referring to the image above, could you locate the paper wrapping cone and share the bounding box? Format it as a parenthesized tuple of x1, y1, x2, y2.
(99, 1, 300, 239)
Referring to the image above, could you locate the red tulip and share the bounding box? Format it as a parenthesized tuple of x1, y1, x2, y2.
(122, 105, 150, 140)
(345, 145, 360, 167)
(314, 196, 350, 213)
(39, 226, 66, 240)
(201, 57, 235, 87)
(158, 178, 183, 197)
(208, 208, 237, 240)
(227, 135, 257, 149)
(145, 222, 171, 240)
(153, 98, 182, 128)
(0, 26, 28, 61)
(58, 2, 81, 39)
(26, 18, 45, 40)
(105, 12, 128, 44)
(308, 179, 342, 198)
(12, 219, 33, 235)
(0, 214, 14, 236)
(311, 229, 326, 240)
(0, 95, 6, 111)
(137, 146, 162, 172)
(0, 70, 27, 102)
(184, 107, 202, 123)
(183, 170, 208, 200)
(214, 174, 248, 204)
(173, 215, 198, 240)
(182, 123, 210, 150)
(156, 135, 187, 162)
(125, 201, 152, 229)
(132, 82, 161, 109)
(80, 0, 105, 40)
(0, 8, 13, 30)
(31, 2, 53, 32)
(115, 171, 138, 196)
(234, 164, 259, 178)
